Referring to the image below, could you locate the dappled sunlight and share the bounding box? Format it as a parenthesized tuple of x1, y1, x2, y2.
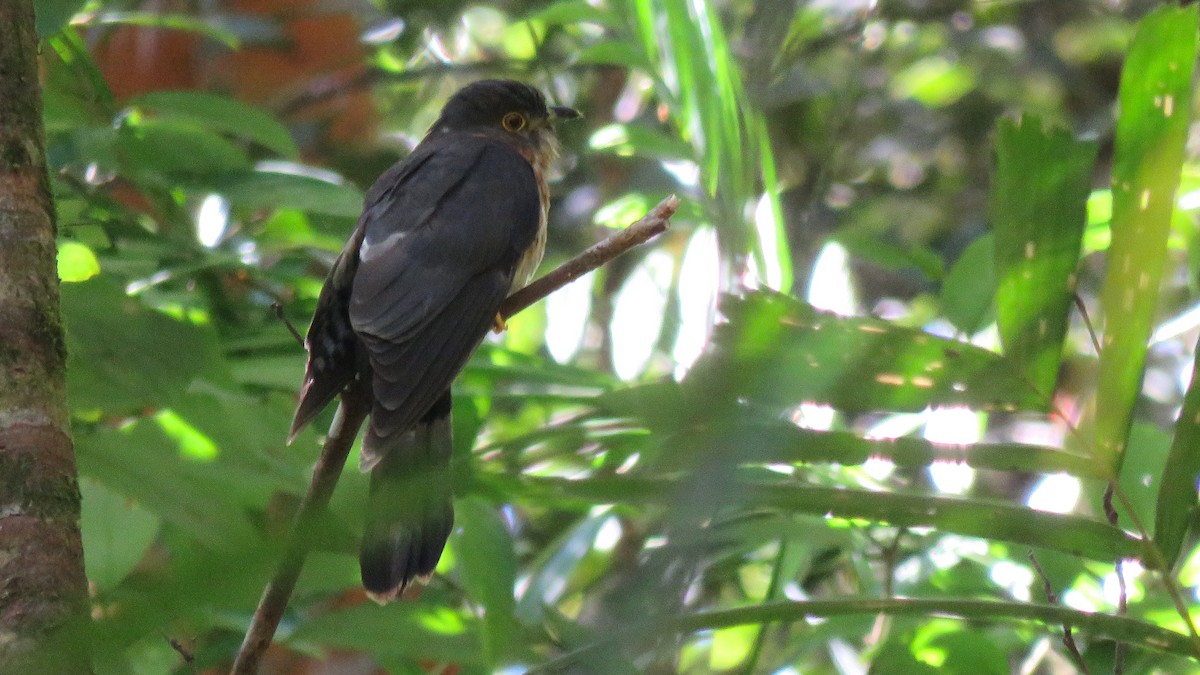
(544, 271, 593, 364)
(673, 226, 718, 378)
(807, 241, 856, 316)
(195, 193, 228, 248)
(610, 249, 674, 380)
(1025, 474, 1082, 514)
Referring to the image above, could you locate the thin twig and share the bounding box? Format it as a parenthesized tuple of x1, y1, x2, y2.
(231, 393, 370, 675)
(1027, 552, 1090, 675)
(500, 196, 679, 320)
(230, 198, 678, 674)
(271, 302, 305, 348)
(1103, 485, 1129, 674)
(1073, 292, 1103, 355)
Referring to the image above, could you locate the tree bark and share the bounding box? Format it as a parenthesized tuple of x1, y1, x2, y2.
(0, 2, 92, 672)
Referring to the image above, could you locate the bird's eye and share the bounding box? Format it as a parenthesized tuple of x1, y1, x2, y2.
(502, 112, 527, 132)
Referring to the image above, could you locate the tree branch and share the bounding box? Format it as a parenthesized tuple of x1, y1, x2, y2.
(230, 195, 679, 674)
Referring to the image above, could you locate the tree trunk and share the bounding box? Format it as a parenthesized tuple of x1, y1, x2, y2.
(0, 2, 92, 672)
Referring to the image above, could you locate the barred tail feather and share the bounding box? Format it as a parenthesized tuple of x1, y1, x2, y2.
(359, 393, 454, 602)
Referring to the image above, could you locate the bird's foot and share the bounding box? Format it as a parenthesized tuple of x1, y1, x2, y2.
(492, 312, 507, 333)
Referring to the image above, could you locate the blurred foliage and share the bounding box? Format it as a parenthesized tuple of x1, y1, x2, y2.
(28, 0, 1200, 672)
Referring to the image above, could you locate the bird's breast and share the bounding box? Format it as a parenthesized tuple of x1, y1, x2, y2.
(511, 163, 550, 293)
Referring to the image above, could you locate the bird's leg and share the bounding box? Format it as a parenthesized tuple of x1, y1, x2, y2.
(492, 312, 507, 333)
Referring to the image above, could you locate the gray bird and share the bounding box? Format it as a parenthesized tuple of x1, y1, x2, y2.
(288, 79, 578, 601)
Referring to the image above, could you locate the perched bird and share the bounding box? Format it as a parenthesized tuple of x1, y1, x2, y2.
(288, 80, 579, 602)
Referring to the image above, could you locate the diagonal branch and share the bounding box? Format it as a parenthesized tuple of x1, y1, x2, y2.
(229, 196, 679, 674)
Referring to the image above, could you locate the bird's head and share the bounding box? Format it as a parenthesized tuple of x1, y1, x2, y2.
(430, 79, 580, 162)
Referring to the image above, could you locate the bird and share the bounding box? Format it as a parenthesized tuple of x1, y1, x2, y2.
(287, 79, 579, 602)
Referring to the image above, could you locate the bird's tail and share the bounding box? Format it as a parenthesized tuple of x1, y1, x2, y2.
(359, 393, 454, 603)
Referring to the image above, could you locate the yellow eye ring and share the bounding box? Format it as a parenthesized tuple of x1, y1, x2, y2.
(502, 112, 527, 132)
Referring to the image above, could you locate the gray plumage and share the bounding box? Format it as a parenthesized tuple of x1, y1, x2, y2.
(289, 79, 568, 600)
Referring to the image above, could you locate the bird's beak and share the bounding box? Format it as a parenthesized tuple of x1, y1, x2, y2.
(549, 105, 582, 121)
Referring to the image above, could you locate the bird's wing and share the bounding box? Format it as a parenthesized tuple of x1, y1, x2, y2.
(350, 137, 541, 445)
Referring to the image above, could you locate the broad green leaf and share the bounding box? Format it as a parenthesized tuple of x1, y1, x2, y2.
(453, 496, 518, 666)
(62, 277, 224, 414)
(991, 116, 1097, 399)
(80, 478, 160, 591)
(287, 603, 483, 666)
(942, 234, 996, 335)
(1156, 335, 1200, 567)
(505, 475, 1143, 562)
(210, 168, 364, 217)
(117, 118, 251, 177)
(527, 0, 620, 27)
(533, 598, 1198, 671)
(921, 628, 1009, 675)
(133, 91, 299, 158)
(688, 292, 1042, 413)
(45, 28, 115, 112)
(651, 420, 1105, 479)
(75, 422, 261, 548)
(1095, 5, 1198, 469)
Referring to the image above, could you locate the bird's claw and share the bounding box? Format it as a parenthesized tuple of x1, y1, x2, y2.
(492, 313, 507, 333)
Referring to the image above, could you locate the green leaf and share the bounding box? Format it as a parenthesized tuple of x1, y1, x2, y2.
(1156, 335, 1200, 567)
(1095, 4, 1198, 469)
(575, 40, 654, 71)
(506, 476, 1144, 562)
(80, 478, 160, 591)
(57, 240, 101, 283)
(532, 598, 1198, 671)
(892, 56, 976, 107)
(515, 513, 611, 623)
(652, 419, 1106, 479)
(689, 292, 1043, 413)
(62, 277, 224, 414)
(589, 123, 694, 161)
(210, 167, 364, 217)
(75, 422, 262, 548)
(132, 91, 299, 159)
(991, 116, 1097, 400)
(527, 0, 620, 27)
(942, 234, 996, 335)
(453, 496, 518, 666)
(118, 118, 252, 177)
(287, 603, 483, 666)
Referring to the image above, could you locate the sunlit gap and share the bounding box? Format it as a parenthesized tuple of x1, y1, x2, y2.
(1025, 473, 1081, 514)
(924, 406, 980, 495)
(990, 559, 1034, 602)
(791, 402, 835, 431)
(544, 271, 594, 364)
(195, 193, 229, 248)
(1152, 299, 1200, 344)
(610, 249, 674, 380)
(672, 227, 718, 378)
(859, 412, 930, 481)
(753, 193, 786, 290)
(807, 241, 856, 315)
(254, 160, 346, 185)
